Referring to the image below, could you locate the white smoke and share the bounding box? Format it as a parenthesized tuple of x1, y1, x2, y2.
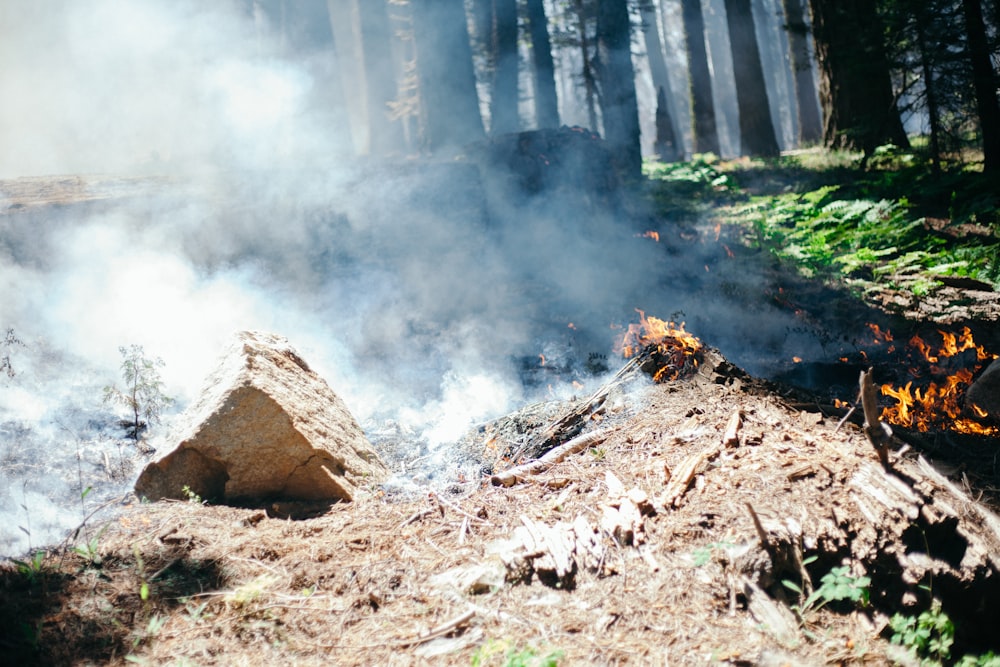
(0, 0, 830, 558)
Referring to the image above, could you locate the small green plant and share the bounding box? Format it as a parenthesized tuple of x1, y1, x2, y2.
(472, 639, 563, 666)
(103, 344, 173, 442)
(133, 545, 153, 605)
(128, 613, 167, 654)
(889, 600, 954, 664)
(956, 652, 1000, 666)
(180, 598, 212, 624)
(783, 563, 870, 623)
(690, 541, 737, 567)
(73, 524, 108, 567)
(181, 485, 203, 504)
(12, 550, 47, 584)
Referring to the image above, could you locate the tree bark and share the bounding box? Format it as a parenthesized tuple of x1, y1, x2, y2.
(724, 0, 781, 157)
(682, 0, 721, 155)
(962, 0, 1000, 172)
(596, 0, 643, 181)
(491, 0, 521, 135)
(640, 1, 681, 160)
(913, 2, 943, 173)
(573, 0, 600, 132)
(357, 0, 405, 153)
(655, 86, 680, 160)
(410, 0, 485, 151)
(781, 0, 822, 145)
(807, 0, 909, 154)
(526, 0, 560, 129)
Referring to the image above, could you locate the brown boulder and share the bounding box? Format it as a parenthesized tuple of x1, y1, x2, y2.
(135, 331, 387, 504)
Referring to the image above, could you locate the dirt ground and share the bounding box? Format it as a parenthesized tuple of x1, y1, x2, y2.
(3, 171, 1000, 666)
(2, 345, 998, 666)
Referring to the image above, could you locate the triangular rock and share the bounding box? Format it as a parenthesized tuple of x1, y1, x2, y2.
(135, 331, 387, 504)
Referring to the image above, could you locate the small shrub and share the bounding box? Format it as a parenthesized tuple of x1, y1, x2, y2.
(103, 345, 173, 441)
(783, 563, 870, 622)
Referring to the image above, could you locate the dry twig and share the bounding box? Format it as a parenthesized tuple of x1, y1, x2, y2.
(491, 428, 612, 487)
(395, 609, 476, 648)
(859, 368, 892, 468)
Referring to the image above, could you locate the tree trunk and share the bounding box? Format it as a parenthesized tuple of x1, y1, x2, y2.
(357, 0, 405, 154)
(640, 1, 682, 160)
(410, 0, 485, 151)
(724, 0, 781, 157)
(913, 2, 943, 173)
(526, 0, 560, 129)
(807, 0, 909, 154)
(962, 0, 1000, 172)
(682, 0, 721, 155)
(573, 0, 600, 132)
(596, 0, 643, 181)
(781, 0, 822, 145)
(655, 86, 680, 160)
(491, 0, 521, 135)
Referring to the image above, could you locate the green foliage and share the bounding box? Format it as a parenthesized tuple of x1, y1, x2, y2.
(73, 524, 108, 567)
(181, 485, 203, 504)
(12, 550, 47, 584)
(644, 157, 741, 221)
(783, 564, 870, 621)
(955, 653, 1000, 667)
(740, 182, 998, 294)
(127, 613, 167, 656)
(471, 639, 563, 667)
(103, 344, 173, 441)
(889, 601, 954, 664)
(690, 541, 737, 568)
(887, 601, 1000, 666)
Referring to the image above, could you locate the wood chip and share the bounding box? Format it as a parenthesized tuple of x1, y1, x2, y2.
(657, 446, 717, 509)
(722, 409, 743, 448)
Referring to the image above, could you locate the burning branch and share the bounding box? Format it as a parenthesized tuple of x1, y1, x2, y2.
(617, 310, 703, 383)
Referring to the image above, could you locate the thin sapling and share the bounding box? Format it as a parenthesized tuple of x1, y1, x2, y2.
(103, 345, 173, 442)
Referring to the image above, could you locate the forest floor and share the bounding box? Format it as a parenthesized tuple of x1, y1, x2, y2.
(2, 151, 1000, 666)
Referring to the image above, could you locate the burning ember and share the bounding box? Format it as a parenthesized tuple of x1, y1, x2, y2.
(616, 310, 703, 382)
(875, 325, 997, 435)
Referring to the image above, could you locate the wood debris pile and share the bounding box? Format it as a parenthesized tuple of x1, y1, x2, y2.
(495, 471, 656, 588)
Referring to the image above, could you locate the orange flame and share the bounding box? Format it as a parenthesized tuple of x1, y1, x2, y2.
(867, 323, 894, 343)
(616, 310, 703, 383)
(878, 326, 998, 435)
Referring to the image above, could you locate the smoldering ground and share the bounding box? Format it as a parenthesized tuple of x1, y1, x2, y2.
(0, 0, 829, 557)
